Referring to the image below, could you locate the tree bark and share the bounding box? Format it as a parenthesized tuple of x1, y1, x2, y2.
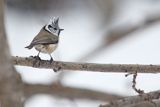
(13, 56, 160, 73)
(0, 0, 24, 106)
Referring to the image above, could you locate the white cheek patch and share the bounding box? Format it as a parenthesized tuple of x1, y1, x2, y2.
(45, 25, 52, 33)
(45, 25, 58, 36)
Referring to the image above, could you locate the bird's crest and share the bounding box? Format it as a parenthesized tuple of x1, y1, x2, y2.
(44, 17, 64, 36)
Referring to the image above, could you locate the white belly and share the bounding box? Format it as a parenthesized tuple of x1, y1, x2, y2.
(34, 44, 57, 54)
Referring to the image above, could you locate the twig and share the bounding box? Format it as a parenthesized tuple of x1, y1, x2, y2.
(24, 83, 122, 101)
(132, 72, 144, 95)
(100, 90, 160, 107)
(126, 72, 157, 107)
(79, 15, 160, 61)
(106, 15, 160, 44)
(126, 72, 144, 95)
(13, 56, 160, 73)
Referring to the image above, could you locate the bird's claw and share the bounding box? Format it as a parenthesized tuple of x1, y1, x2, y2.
(53, 66, 61, 72)
(49, 58, 58, 72)
(34, 56, 41, 60)
(32, 56, 41, 67)
(50, 57, 53, 64)
(29, 55, 34, 58)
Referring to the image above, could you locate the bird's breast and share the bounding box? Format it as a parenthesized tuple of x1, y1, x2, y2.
(34, 44, 58, 54)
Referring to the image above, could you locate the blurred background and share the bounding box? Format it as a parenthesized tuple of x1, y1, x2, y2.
(4, 0, 160, 107)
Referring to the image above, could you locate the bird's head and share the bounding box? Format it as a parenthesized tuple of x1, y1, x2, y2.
(45, 17, 64, 36)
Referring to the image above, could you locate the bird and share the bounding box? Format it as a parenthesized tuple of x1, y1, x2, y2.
(25, 17, 64, 63)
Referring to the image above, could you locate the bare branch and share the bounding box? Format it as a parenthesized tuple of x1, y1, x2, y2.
(100, 90, 160, 107)
(13, 56, 160, 73)
(126, 72, 144, 95)
(127, 99, 160, 107)
(106, 15, 160, 44)
(24, 83, 122, 101)
(80, 15, 160, 61)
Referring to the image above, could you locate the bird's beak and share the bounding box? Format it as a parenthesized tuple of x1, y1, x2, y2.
(60, 29, 64, 31)
(58, 29, 64, 36)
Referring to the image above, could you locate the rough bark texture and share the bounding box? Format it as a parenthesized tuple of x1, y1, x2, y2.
(0, 0, 24, 106)
(100, 90, 160, 107)
(13, 56, 160, 73)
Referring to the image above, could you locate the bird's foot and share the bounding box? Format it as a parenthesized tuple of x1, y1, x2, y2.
(34, 56, 41, 60)
(50, 57, 53, 64)
(49, 57, 56, 72)
(29, 55, 34, 58)
(53, 66, 61, 72)
(32, 56, 41, 67)
(49, 58, 60, 72)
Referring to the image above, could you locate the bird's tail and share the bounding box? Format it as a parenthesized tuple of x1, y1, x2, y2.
(25, 45, 33, 49)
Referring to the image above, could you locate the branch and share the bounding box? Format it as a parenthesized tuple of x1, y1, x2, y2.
(24, 83, 122, 101)
(126, 99, 160, 107)
(13, 56, 160, 73)
(106, 15, 160, 44)
(79, 15, 160, 61)
(100, 90, 160, 107)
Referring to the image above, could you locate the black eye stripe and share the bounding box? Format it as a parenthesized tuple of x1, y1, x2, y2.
(54, 28, 57, 30)
(48, 25, 52, 28)
(48, 25, 57, 29)
(47, 25, 58, 32)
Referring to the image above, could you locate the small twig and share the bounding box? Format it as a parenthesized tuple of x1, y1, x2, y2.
(24, 83, 122, 101)
(126, 71, 144, 95)
(12, 56, 160, 73)
(125, 72, 158, 107)
(132, 71, 144, 95)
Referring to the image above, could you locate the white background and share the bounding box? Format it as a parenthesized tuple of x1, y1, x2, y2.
(4, 0, 160, 107)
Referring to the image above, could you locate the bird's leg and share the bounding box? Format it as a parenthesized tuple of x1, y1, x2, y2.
(49, 54, 53, 64)
(34, 51, 41, 60)
(49, 54, 59, 72)
(32, 51, 41, 67)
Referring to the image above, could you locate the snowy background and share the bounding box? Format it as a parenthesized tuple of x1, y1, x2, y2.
(4, 0, 160, 107)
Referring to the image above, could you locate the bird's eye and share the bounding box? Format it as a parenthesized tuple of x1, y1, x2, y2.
(48, 25, 52, 28)
(54, 28, 57, 30)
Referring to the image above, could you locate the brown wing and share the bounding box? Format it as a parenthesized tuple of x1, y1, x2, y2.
(26, 29, 58, 49)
